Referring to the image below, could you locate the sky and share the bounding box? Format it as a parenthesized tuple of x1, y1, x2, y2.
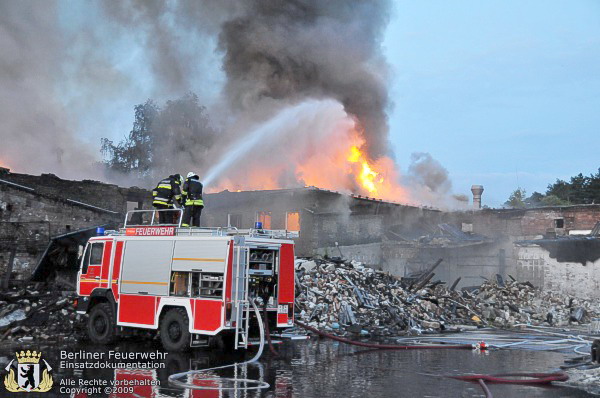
(384, 1, 600, 207)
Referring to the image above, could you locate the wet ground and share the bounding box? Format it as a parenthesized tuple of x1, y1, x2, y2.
(0, 336, 594, 398)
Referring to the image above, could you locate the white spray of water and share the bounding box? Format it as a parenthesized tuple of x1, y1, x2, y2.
(202, 99, 333, 186)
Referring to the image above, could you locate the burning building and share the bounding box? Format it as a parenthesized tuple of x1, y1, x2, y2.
(202, 186, 439, 259)
(1, 167, 599, 299)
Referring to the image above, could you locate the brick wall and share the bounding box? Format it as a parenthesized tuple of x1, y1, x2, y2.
(0, 182, 121, 276)
(0, 169, 151, 213)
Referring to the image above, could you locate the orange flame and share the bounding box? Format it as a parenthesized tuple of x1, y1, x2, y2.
(347, 145, 385, 194)
(208, 116, 407, 202)
(293, 129, 407, 201)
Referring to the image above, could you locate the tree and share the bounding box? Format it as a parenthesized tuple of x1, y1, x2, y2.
(505, 188, 527, 208)
(546, 179, 572, 203)
(101, 93, 218, 184)
(524, 191, 544, 207)
(540, 194, 569, 206)
(546, 169, 600, 204)
(101, 100, 159, 178)
(587, 168, 600, 204)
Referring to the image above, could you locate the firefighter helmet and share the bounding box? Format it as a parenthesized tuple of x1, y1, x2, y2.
(187, 171, 198, 179)
(172, 174, 183, 185)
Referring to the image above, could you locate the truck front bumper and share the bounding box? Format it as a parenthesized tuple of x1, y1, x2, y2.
(76, 296, 90, 314)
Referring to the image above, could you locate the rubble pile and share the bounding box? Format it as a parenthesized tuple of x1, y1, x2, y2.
(294, 258, 600, 336)
(467, 279, 598, 327)
(0, 285, 81, 343)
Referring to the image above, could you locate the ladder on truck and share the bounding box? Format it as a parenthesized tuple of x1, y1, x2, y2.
(233, 247, 251, 349)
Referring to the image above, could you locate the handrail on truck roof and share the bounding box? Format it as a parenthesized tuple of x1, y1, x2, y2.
(124, 209, 183, 228)
(118, 210, 299, 239)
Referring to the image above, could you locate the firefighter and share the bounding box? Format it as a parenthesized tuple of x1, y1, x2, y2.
(181, 172, 204, 227)
(152, 174, 183, 224)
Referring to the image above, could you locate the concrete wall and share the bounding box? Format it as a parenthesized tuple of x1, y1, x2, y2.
(517, 243, 600, 299)
(381, 241, 511, 288)
(404, 206, 600, 290)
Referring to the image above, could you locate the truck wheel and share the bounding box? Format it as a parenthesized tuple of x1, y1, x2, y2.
(160, 308, 190, 352)
(87, 303, 116, 344)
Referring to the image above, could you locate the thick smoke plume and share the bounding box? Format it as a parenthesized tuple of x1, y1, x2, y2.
(218, 0, 392, 159)
(0, 1, 464, 207)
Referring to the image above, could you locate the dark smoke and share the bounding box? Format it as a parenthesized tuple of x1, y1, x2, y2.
(218, 0, 393, 159)
(3, 1, 458, 206)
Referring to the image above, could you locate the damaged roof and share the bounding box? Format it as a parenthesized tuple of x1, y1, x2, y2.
(0, 178, 118, 215)
(386, 222, 491, 248)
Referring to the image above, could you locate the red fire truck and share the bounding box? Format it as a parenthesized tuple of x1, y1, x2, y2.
(76, 210, 296, 351)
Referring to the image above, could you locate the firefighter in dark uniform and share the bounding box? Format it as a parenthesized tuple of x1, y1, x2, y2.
(152, 174, 183, 224)
(181, 172, 204, 227)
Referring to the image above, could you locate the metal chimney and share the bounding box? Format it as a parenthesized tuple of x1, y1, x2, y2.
(471, 185, 484, 209)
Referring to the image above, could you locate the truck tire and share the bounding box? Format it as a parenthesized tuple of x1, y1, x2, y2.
(160, 308, 190, 352)
(87, 303, 116, 344)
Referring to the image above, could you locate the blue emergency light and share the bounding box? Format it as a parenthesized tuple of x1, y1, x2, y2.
(255, 222, 263, 229)
(96, 227, 105, 236)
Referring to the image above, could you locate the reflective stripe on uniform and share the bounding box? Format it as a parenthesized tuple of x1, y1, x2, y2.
(185, 199, 204, 206)
(157, 184, 172, 189)
(153, 200, 174, 207)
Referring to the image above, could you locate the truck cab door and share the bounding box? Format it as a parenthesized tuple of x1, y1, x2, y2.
(78, 241, 107, 295)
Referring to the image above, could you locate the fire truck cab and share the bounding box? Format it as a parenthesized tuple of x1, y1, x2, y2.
(76, 210, 296, 352)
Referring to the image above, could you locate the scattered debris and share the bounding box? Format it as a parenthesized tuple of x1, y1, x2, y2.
(2, 257, 598, 343)
(0, 309, 26, 327)
(0, 286, 81, 343)
(294, 258, 600, 336)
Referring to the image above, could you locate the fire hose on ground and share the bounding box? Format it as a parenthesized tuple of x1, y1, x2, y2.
(167, 305, 478, 392)
(293, 319, 570, 398)
(450, 372, 570, 398)
(294, 319, 479, 350)
(168, 308, 571, 395)
(168, 299, 270, 391)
